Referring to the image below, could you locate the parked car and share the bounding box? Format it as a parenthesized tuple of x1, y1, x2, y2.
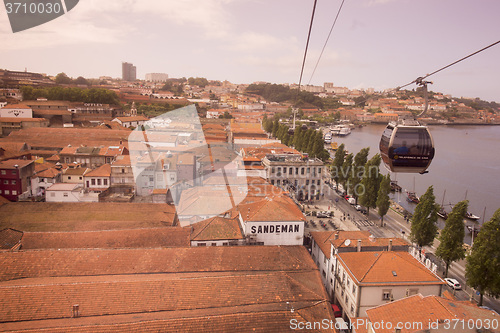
(444, 278, 462, 290)
(316, 211, 328, 218)
(355, 204, 362, 211)
(347, 197, 356, 205)
(331, 304, 342, 318)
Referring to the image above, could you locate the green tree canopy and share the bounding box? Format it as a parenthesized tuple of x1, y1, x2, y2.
(465, 207, 500, 306)
(410, 186, 439, 251)
(376, 174, 391, 225)
(331, 144, 345, 186)
(55, 72, 72, 84)
(349, 147, 370, 203)
(436, 200, 468, 277)
(358, 154, 381, 214)
(339, 153, 353, 190)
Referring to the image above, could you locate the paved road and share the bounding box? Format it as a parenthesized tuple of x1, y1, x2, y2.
(305, 180, 500, 314)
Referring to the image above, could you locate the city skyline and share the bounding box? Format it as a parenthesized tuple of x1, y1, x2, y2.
(1, 0, 500, 102)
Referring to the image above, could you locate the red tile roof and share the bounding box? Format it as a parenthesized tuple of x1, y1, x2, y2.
(366, 294, 500, 333)
(191, 216, 244, 241)
(21, 227, 191, 249)
(337, 251, 445, 286)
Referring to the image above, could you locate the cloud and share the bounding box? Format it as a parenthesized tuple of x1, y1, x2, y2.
(0, 0, 234, 51)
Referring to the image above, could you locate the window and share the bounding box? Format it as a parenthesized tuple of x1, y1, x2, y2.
(282, 167, 286, 174)
(351, 305, 355, 316)
(97, 179, 102, 186)
(149, 177, 154, 182)
(104, 179, 108, 186)
(79, 177, 82, 180)
(0, 170, 5, 175)
(352, 285, 356, 295)
(63, 193, 69, 197)
(307, 167, 310, 174)
(122, 168, 125, 174)
(3, 180, 7, 184)
(347, 279, 350, 287)
(198, 243, 206, 247)
(306, 180, 309, 185)
(12, 190, 17, 195)
(12, 180, 16, 185)
(68, 176, 72, 180)
(40, 178, 45, 182)
(91, 179, 96, 186)
(289, 168, 293, 175)
(318, 168, 322, 174)
(301, 168, 304, 175)
(382, 290, 392, 301)
(295, 167, 299, 175)
(271, 180, 274, 185)
(345, 296, 349, 307)
(4, 190, 9, 195)
(271, 167, 275, 174)
(211, 243, 217, 246)
(12, 170, 17, 175)
(322, 270, 326, 278)
(317, 180, 320, 185)
(277, 180, 281, 186)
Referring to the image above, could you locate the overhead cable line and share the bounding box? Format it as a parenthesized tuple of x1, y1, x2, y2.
(397, 39, 500, 90)
(295, 0, 318, 104)
(307, 0, 346, 85)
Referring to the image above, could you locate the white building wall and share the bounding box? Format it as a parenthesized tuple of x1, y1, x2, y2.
(245, 221, 304, 245)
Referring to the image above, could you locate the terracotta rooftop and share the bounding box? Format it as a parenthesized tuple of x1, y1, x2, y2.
(0, 228, 23, 250)
(1, 103, 31, 109)
(0, 127, 130, 150)
(85, 164, 111, 178)
(21, 227, 191, 250)
(366, 294, 500, 333)
(0, 246, 334, 332)
(337, 251, 445, 286)
(0, 202, 178, 231)
(191, 216, 244, 241)
(0, 158, 34, 169)
(237, 195, 305, 223)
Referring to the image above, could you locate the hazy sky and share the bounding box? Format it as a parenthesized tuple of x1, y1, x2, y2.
(1, 0, 499, 102)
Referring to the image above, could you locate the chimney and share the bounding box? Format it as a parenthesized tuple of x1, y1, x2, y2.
(357, 239, 362, 252)
(334, 232, 339, 240)
(388, 239, 393, 251)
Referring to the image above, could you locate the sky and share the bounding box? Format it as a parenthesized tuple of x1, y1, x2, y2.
(1, 0, 500, 102)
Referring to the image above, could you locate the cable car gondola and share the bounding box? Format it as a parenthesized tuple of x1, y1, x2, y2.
(379, 78, 435, 174)
(379, 119, 435, 174)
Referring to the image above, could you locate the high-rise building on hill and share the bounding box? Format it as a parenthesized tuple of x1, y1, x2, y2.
(122, 62, 136, 81)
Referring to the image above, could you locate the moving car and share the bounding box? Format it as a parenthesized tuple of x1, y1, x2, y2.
(444, 278, 461, 290)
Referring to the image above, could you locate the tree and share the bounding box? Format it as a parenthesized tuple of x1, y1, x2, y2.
(339, 153, 353, 190)
(74, 76, 89, 85)
(55, 72, 72, 84)
(410, 186, 439, 252)
(271, 119, 279, 138)
(465, 207, 500, 306)
(349, 147, 369, 203)
(331, 144, 345, 186)
(436, 200, 468, 277)
(376, 174, 391, 226)
(358, 154, 381, 214)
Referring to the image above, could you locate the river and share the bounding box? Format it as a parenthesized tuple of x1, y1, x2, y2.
(329, 124, 500, 232)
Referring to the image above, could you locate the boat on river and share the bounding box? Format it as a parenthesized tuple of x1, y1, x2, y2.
(390, 181, 402, 192)
(406, 191, 419, 204)
(466, 212, 480, 221)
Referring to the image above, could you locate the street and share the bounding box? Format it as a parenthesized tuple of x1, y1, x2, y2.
(303, 179, 500, 315)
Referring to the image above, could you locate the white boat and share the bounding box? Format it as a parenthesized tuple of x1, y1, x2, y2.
(324, 133, 332, 143)
(330, 124, 351, 136)
(466, 212, 480, 221)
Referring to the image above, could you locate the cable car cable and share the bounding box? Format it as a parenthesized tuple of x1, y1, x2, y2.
(307, 0, 347, 85)
(397, 39, 500, 90)
(295, 0, 319, 106)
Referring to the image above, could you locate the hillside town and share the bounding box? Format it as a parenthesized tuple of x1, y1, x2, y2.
(0, 67, 499, 332)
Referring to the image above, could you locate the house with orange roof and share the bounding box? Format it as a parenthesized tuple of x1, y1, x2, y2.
(0, 159, 35, 202)
(30, 162, 63, 198)
(361, 294, 500, 333)
(237, 194, 306, 246)
(83, 164, 111, 193)
(112, 115, 149, 128)
(0, 103, 33, 118)
(334, 251, 445, 320)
